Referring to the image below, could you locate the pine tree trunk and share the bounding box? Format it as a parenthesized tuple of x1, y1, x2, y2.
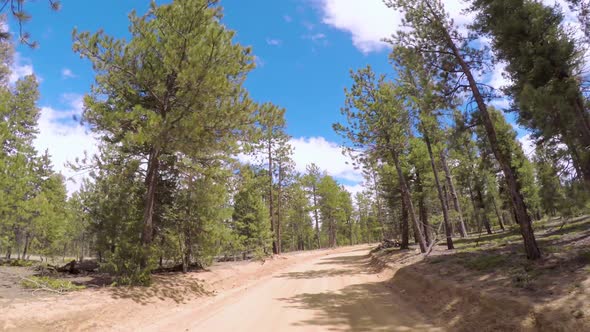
(277, 164, 282, 254)
(22, 233, 30, 259)
(415, 168, 431, 245)
(423, 131, 454, 249)
(468, 183, 482, 232)
(439, 19, 541, 259)
(389, 145, 427, 253)
(312, 185, 321, 249)
(183, 231, 191, 273)
(440, 151, 468, 237)
(401, 196, 410, 249)
(328, 215, 334, 248)
(476, 186, 493, 234)
(349, 217, 353, 245)
(492, 198, 506, 231)
(372, 172, 386, 239)
(80, 234, 85, 262)
(13, 227, 20, 260)
(268, 142, 277, 255)
(573, 98, 590, 186)
(141, 147, 160, 264)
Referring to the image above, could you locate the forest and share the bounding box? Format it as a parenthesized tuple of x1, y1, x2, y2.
(0, 0, 589, 291)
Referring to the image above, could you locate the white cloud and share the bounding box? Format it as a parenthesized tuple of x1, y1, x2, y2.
(313, 0, 579, 55)
(487, 61, 514, 109)
(518, 134, 536, 158)
(34, 94, 99, 194)
(266, 38, 282, 46)
(290, 136, 362, 182)
(283, 15, 293, 23)
(0, 19, 8, 34)
(489, 61, 511, 91)
(491, 98, 511, 110)
(312, 0, 474, 54)
(61, 68, 76, 79)
(344, 183, 366, 198)
(9, 53, 34, 84)
(313, 0, 398, 53)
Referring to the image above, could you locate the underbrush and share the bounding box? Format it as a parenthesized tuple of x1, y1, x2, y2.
(21, 276, 85, 293)
(0, 259, 35, 267)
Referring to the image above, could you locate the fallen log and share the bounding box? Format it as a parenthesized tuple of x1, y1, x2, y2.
(372, 239, 402, 252)
(382, 239, 401, 248)
(55, 260, 99, 274)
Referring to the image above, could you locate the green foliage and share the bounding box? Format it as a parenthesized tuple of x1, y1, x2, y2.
(0, 33, 71, 262)
(354, 191, 382, 244)
(1, 259, 34, 267)
(475, 108, 542, 220)
(470, 0, 590, 186)
(282, 179, 315, 251)
(102, 243, 155, 286)
(21, 276, 85, 292)
(71, 0, 258, 283)
(316, 175, 353, 247)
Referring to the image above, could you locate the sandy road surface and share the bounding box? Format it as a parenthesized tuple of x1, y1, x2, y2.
(145, 247, 442, 332)
(2, 246, 442, 331)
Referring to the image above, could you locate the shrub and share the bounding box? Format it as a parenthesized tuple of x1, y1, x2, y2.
(1, 259, 35, 267)
(101, 242, 155, 286)
(21, 276, 85, 292)
(512, 271, 535, 290)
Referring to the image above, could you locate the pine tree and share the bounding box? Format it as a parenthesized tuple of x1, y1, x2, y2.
(386, 0, 541, 259)
(335, 66, 428, 253)
(73, 0, 256, 268)
(393, 49, 454, 249)
(283, 179, 314, 251)
(471, 0, 590, 186)
(254, 103, 290, 254)
(232, 166, 272, 256)
(534, 144, 566, 216)
(303, 163, 324, 248)
(0, 0, 61, 46)
(0, 65, 41, 259)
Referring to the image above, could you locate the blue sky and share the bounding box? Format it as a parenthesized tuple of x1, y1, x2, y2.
(12, 0, 392, 138)
(8, 0, 573, 194)
(6, 0, 400, 194)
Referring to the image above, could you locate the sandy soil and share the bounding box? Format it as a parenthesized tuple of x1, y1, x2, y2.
(0, 266, 37, 302)
(1, 245, 442, 331)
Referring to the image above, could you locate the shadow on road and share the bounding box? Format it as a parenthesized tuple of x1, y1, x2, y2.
(277, 251, 441, 331)
(278, 279, 440, 332)
(317, 254, 370, 266)
(275, 268, 356, 280)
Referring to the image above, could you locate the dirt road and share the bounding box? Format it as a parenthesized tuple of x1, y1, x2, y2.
(144, 246, 441, 332)
(2, 246, 442, 331)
